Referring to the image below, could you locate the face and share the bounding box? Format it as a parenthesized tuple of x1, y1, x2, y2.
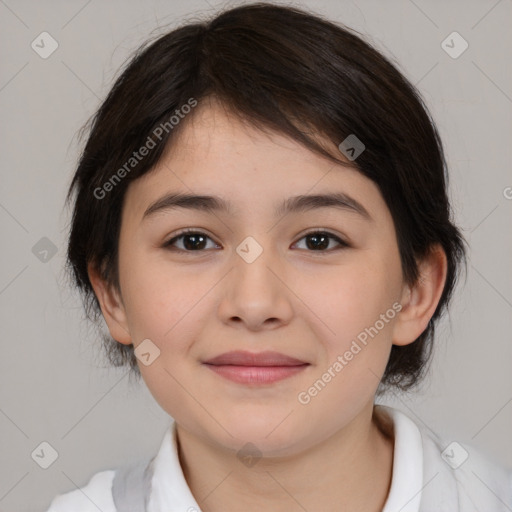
(106, 99, 411, 456)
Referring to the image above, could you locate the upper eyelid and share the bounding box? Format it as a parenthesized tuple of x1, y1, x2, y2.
(167, 228, 219, 243)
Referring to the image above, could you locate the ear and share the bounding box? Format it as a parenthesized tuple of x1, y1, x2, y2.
(87, 263, 132, 345)
(392, 244, 448, 346)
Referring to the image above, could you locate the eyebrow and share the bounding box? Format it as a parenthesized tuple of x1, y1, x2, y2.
(142, 192, 372, 222)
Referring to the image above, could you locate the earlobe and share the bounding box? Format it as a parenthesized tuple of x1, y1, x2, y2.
(87, 263, 132, 345)
(392, 244, 448, 346)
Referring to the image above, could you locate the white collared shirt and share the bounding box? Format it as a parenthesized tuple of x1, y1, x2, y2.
(45, 405, 512, 511)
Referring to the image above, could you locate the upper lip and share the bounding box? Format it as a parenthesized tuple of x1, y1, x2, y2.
(203, 350, 308, 367)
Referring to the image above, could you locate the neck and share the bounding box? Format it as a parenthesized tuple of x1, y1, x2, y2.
(175, 403, 394, 512)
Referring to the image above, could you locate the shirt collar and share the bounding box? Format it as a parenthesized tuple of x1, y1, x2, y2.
(148, 405, 424, 512)
(378, 405, 424, 512)
(147, 421, 202, 512)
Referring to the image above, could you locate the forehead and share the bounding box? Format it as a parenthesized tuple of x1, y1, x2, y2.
(122, 99, 386, 224)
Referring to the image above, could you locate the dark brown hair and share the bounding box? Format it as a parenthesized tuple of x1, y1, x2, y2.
(65, 2, 467, 391)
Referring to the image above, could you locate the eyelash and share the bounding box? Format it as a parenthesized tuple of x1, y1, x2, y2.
(163, 228, 349, 254)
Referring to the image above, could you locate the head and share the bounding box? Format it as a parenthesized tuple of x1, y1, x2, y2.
(65, 3, 467, 454)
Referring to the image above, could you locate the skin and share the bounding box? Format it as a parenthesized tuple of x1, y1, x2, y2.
(89, 97, 447, 512)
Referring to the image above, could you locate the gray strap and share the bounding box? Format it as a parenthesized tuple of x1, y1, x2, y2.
(111, 456, 155, 512)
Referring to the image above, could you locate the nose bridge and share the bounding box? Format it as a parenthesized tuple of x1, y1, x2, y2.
(233, 234, 278, 289)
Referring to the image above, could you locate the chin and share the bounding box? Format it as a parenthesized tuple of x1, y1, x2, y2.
(212, 416, 302, 455)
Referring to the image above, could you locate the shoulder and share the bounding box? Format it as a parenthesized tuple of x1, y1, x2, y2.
(45, 469, 116, 512)
(419, 423, 512, 510)
(376, 405, 512, 511)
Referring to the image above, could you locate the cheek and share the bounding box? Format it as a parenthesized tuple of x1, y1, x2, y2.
(298, 256, 401, 399)
(122, 258, 209, 416)
(120, 247, 199, 334)
(303, 256, 400, 338)
(296, 270, 397, 415)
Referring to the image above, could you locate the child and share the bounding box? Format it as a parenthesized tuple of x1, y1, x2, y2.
(47, 2, 512, 511)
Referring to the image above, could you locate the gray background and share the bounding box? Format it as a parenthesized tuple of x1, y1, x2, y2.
(0, 0, 511, 511)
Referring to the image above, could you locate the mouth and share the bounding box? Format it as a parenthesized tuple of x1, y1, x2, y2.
(202, 350, 310, 385)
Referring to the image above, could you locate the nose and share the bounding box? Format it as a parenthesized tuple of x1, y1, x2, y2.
(217, 239, 294, 332)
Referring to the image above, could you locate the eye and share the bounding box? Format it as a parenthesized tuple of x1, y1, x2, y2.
(163, 229, 349, 253)
(293, 230, 349, 252)
(163, 229, 220, 252)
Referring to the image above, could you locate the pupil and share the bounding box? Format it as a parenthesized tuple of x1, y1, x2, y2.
(307, 233, 328, 250)
(184, 234, 206, 250)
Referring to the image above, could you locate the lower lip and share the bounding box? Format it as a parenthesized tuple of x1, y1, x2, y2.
(203, 364, 308, 384)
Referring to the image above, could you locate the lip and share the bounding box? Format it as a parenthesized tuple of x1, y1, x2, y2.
(202, 350, 309, 385)
(203, 350, 307, 366)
